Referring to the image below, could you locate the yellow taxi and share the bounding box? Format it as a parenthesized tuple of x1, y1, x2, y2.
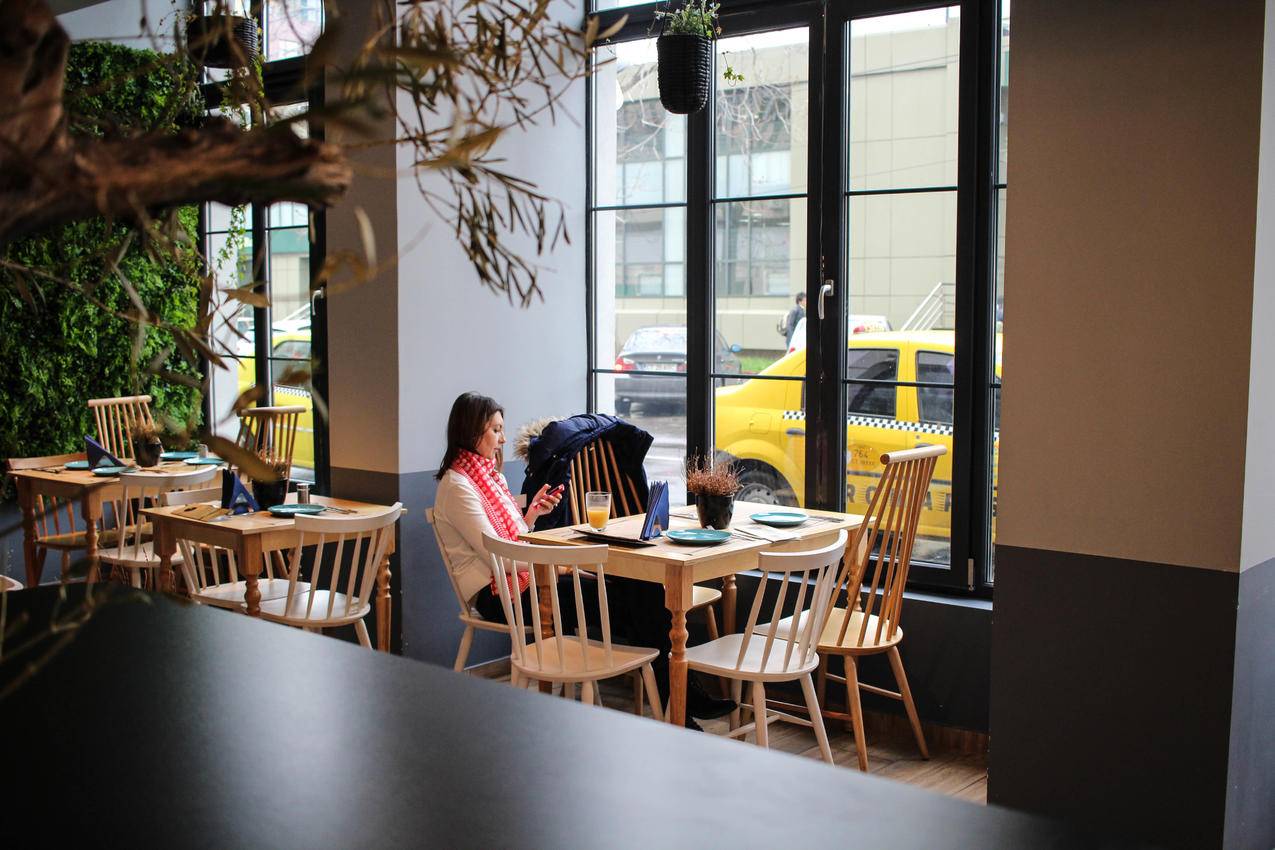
(714, 330, 1000, 560)
(236, 329, 316, 472)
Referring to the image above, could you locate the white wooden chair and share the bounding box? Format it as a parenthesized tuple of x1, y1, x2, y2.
(99, 467, 221, 589)
(161, 484, 309, 609)
(686, 530, 848, 764)
(484, 534, 664, 720)
(88, 394, 155, 463)
(799, 444, 945, 771)
(425, 506, 532, 672)
(258, 503, 402, 648)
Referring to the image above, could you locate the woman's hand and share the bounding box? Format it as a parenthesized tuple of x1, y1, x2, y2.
(525, 483, 564, 526)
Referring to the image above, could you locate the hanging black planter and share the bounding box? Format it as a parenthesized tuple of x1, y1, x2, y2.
(186, 15, 259, 69)
(657, 33, 712, 115)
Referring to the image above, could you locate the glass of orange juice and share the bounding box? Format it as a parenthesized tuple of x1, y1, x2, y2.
(585, 491, 611, 531)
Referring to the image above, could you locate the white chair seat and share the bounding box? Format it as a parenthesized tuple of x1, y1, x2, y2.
(1, 575, 23, 591)
(99, 541, 184, 570)
(691, 584, 721, 610)
(257, 589, 370, 626)
(755, 606, 904, 652)
(516, 637, 659, 683)
(686, 632, 821, 682)
(194, 579, 313, 611)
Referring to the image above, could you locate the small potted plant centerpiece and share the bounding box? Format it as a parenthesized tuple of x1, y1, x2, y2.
(251, 460, 290, 508)
(654, 1, 743, 115)
(130, 423, 164, 468)
(686, 455, 740, 530)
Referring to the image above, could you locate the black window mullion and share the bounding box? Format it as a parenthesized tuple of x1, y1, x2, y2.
(251, 202, 271, 405)
(968, 0, 1000, 593)
(685, 80, 714, 478)
(306, 78, 330, 494)
(809, 1, 845, 511)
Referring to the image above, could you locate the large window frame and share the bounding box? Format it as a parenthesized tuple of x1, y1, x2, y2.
(588, 0, 1003, 595)
(200, 53, 330, 493)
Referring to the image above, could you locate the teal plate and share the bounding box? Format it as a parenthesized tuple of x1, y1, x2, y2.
(161, 451, 198, 461)
(268, 504, 327, 517)
(92, 466, 131, 477)
(64, 460, 91, 470)
(185, 457, 224, 465)
(664, 529, 732, 546)
(750, 511, 809, 528)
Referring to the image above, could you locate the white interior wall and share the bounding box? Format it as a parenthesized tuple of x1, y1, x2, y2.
(57, 0, 183, 47)
(395, 1, 587, 475)
(1241, 0, 1275, 572)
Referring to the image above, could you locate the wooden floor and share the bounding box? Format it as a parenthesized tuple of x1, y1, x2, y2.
(489, 669, 987, 805)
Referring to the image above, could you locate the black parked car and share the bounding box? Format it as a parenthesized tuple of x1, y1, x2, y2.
(612, 326, 742, 415)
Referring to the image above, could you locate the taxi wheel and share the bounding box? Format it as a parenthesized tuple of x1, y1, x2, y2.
(736, 468, 792, 506)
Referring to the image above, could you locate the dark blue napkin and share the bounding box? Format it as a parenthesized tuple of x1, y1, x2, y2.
(221, 473, 260, 515)
(84, 435, 124, 469)
(640, 481, 669, 540)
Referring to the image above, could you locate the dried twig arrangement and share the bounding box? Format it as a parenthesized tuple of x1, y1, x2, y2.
(684, 455, 740, 497)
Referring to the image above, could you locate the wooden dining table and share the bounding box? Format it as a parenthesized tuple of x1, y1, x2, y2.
(522, 500, 863, 727)
(9, 459, 207, 587)
(142, 494, 399, 652)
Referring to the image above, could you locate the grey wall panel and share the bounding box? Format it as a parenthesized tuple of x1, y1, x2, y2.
(989, 545, 1239, 849)
(1225, 556, 1275, 850)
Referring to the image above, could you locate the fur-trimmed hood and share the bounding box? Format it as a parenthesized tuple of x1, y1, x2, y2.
(513, 416, 560, 462)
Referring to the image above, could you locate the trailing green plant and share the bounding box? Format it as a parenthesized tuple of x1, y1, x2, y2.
(0, 42, 205, 499)
(654, 0, 744, 81)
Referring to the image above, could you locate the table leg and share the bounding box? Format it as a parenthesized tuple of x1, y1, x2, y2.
(665, 567, 691, 727)
(376, 553, 392, 652)
(17, 478, 39, 587)
(152, 516, 176, 594)
(240, 536, 263, 617)
(721, 573, 737, 634)
(535, 563, 554, 694)
(82, 493, 101, 585)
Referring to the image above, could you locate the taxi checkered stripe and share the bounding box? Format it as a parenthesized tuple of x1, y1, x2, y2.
(780, 410, 954, 436)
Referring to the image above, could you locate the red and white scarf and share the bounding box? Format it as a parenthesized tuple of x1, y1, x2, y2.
(451, 449, 530, 597)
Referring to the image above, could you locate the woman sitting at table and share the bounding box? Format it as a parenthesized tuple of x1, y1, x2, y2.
(432, 392, 733, 727)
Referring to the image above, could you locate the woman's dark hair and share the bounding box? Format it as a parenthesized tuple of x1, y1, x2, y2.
(436, 392, 504, 479)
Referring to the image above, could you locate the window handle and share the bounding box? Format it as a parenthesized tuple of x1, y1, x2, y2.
(786, 428, 806, 437)
(817, 278, 834, 321)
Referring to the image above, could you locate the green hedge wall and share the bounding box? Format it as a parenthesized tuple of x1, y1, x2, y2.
(0, 42, 206, 485)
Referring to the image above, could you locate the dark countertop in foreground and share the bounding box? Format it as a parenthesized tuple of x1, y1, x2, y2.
(1, 585, 1131, 849)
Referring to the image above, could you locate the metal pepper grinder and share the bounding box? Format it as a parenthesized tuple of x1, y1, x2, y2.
(296, 482, 311, 504)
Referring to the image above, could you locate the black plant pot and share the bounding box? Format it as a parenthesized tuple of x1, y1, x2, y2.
(657, 34, 712, 115)
(186, 15, 259, 69)
(132, 436, 162, 468)
(695, 493, 736, 530)
(252, 478, 288, 509)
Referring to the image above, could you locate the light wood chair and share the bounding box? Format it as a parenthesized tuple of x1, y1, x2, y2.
(4, 452, 104, 584)
(88, 395, 155, 463)
(99, 467, 222, 589)
(258, 503, 402, 648)
(564, 437, 723, 640)
(790, 444, 945, 771)
(686, 530, 847, 763)
(425, 506, 532, 672)
(162, 484, 310, 610)
(484, 533, 665, 720)
(235, 406, 305, 482)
